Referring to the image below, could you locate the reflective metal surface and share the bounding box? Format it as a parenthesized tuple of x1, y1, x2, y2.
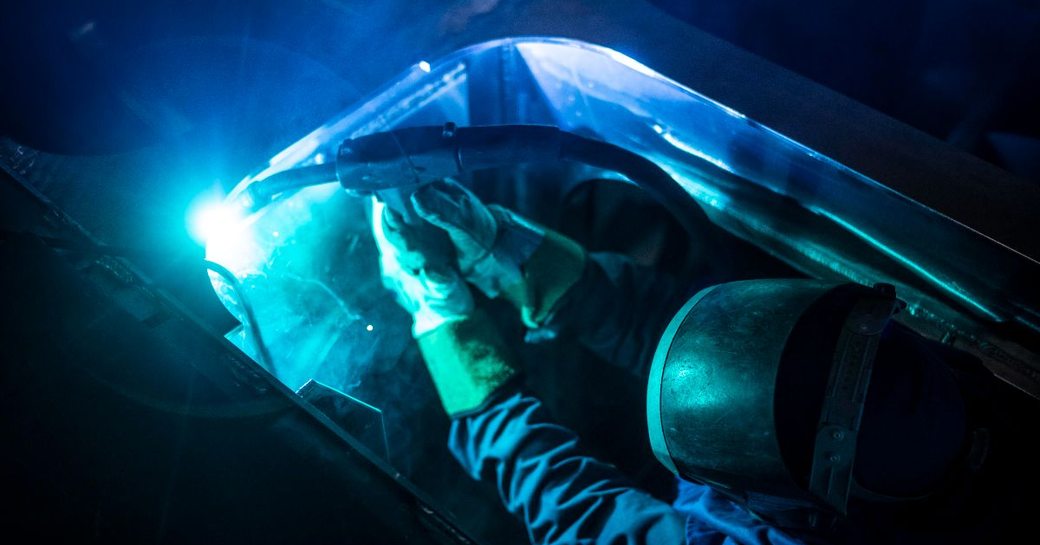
(647, 280, 831, 497)
(206, 37, 1040, 409)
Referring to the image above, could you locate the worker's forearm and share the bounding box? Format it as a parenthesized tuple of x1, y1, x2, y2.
(448, 391, 686, 545)
(416, 308, 519, 417)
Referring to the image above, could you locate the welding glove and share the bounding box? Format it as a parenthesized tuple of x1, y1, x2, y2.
(410, 179, 586, 329)
(373, 198, 518, 417)
(374, 198, 473, 337)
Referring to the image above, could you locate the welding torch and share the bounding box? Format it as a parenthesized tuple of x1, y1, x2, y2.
(243, 122, 564, 223)
(241, 122, 713, 243)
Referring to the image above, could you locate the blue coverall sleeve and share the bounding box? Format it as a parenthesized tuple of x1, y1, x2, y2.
(532, 252, 700, 379)
(449, 391, 687, 545)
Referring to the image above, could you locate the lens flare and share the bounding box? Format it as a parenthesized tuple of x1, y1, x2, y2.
(189, 199, 243, 244)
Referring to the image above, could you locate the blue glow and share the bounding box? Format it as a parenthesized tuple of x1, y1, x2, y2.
(269, 135, 321, 169)
(659, 129, 734, 173)
(603, 48, 664, 79)
(188, 197, 244, 245)
(811, 207, 1001, 320)
(656, 162, 729, 211)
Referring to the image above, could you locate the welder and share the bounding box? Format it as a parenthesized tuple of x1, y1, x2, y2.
(372, 178, 1028, 545)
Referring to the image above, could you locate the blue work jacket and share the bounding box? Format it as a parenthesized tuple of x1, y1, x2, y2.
(446, 252, 804, 544)
(449, 391, 805, 545)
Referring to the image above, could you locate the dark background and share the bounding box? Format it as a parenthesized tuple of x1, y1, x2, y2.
(3, 0, 1038, 174)
(2, 1, 1038, 543)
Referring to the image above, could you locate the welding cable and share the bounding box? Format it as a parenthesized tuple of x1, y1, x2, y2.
(243, 163, 337, 208)
(241, 124, 732, 283)
(245, 124, 720, 244)
(203, 259, 277, 375)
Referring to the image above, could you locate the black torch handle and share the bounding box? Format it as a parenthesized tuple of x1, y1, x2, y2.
(335, 123, 563, 225)
(335, 123, 563, 191)
(376, 188, 422, 225)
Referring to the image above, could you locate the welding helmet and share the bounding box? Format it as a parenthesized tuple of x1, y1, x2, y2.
(647, 279, 969, 521)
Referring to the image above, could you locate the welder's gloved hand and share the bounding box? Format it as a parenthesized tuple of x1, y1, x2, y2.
(374, 199, 473, 337)
(411, 179, 587, 329)
(373, 198, 518, 417)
